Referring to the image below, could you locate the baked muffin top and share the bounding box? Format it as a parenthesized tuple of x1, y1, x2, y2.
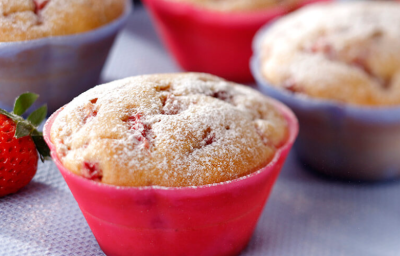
(165, 0, 298, 12)
(0, 0, 126, 42)
(260, 1, 400, 106)
(50, 73, 288, 187)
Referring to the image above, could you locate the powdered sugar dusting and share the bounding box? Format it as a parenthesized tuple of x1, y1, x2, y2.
(260, 1, 400, 106)
(51, 73, 288, 187)
(0, 0, 126, 42)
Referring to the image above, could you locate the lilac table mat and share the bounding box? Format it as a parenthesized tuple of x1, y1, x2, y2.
(1, 7, 400, 256)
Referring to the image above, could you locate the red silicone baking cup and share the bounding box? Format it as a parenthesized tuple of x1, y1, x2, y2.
(44, 100, 298, 256)
(142, 0, 330, 83)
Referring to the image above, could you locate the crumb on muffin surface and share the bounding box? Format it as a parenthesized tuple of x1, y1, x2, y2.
(0, 0, 127, 42)
(260, 1, 400, 106)
(164, 0, 298, 12)
(50, 73, 288, 187)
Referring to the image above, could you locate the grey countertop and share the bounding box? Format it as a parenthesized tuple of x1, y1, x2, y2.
(1, 7, 400, 256)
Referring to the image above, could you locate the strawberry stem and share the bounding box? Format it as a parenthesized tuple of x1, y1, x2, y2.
(0, 92, 50, 162)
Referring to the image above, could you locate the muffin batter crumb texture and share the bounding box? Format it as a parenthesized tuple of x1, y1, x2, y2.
(0, 0, 126, 42)
(50, 73, 288, 187)
(165, 0, 298, 12)
(260, 2, 400, 106)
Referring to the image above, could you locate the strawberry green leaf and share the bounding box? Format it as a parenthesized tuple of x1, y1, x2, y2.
(31, 132, 51, 162)
(13, 92, 39, 116)
(1, 92, 52, 162)
(27, 105, 47, 127)
(15, 121, 34, 139)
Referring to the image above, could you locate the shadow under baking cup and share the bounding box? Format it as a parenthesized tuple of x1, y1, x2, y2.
(0, 3, 132, 115)
(44, 101, 298, 256)
(142, 0, 329, 83)
(251, 22, 400, 181)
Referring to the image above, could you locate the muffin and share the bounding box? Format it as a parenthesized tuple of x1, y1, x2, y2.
(50, 73, 289, 187)
(0, 0, 131, 114)
(252, 1, 400, 181)
(259, 1, 400, 106)
(0, 0, 126, 41)
(143, 0, 328, 83)
(45, 73, 297, 256)
(165, 0, 298, 12)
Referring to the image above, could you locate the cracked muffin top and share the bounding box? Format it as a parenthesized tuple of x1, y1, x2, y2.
(260, 1, 400, 106)
(50, 73, 288, 187)
(0, 0, 126, 42)
(165, 0, 298, 12)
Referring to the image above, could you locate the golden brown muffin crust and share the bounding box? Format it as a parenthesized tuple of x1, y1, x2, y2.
(260, 2, 400, 106)
(50, 73, 288, 187)
(0, 0, 127, 42)
(165, 0, 298, 12)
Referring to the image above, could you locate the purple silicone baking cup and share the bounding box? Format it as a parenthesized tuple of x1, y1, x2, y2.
(251, 23, 400, 181)
(0, 2, 132, 115)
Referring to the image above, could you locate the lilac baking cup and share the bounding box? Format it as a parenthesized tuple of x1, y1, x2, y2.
(0, 3, 132, 114)
(251, 23, 400, 181)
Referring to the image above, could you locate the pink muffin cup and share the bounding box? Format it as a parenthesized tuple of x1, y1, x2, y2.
(142, 0, 330, 83)
(44, 99, 298, 256)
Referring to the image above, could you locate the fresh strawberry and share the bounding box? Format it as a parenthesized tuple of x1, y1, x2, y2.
(0, 93, 50, 197)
